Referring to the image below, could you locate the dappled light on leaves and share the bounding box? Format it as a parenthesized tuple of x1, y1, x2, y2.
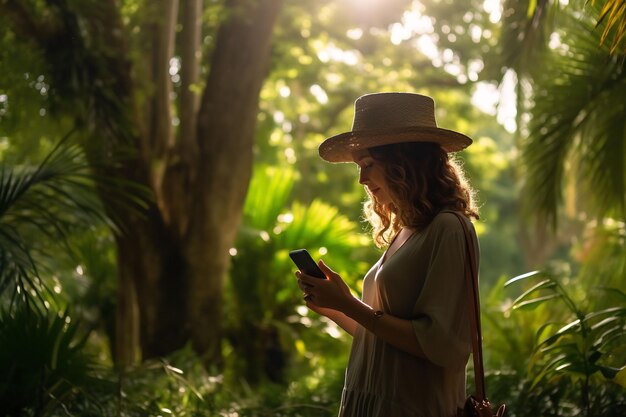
(1, 0, 625, 414)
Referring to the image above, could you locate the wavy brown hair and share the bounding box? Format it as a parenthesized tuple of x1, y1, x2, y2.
(363, 142, 479, 247)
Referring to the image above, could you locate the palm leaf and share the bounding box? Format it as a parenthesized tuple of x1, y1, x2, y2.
(578, 222, 626, 288)
(243, 164, 295, 231)
(504, 270, 543, 286)
(0, 304, 99, 414)
(513, 293, 562, 310)
(522, 4, 626, 225)
(227, 165, 370, 383)
(594, 0, 626, 54)
(492, 0, 557, 79)
(0, 136, 132, 307)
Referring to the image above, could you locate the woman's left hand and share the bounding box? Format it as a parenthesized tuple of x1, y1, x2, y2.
(297, 260, 354, 311)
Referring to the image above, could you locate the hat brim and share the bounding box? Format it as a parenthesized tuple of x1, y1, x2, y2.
(318, 126, 472, 163)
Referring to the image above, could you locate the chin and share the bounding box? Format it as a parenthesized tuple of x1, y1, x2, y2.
(373, 197, 392, 207)
(378, 195, 393, 206)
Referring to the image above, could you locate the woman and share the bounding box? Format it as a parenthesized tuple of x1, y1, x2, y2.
(296, 92, 480, 417)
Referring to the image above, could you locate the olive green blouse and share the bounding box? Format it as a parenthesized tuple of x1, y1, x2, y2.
(338, 211, 477, 417)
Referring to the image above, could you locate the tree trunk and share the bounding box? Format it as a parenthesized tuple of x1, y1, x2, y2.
(2, 0, 283, 366)
(185, 0, 283, 364)
(117, 209, 190, 359)
(128, 0, 283, 362)
(117, 0, 283, 363)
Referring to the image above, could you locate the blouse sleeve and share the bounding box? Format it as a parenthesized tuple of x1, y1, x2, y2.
(411, 214, 474, 368)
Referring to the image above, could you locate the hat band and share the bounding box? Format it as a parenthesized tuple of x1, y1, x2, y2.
(352, 103, 438, 132)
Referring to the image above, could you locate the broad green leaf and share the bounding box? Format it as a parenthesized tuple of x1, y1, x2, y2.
(504, 270, 543, 287)
(531, 353, 568, 388)
(243, 164, 295, 231)
(590, 316, 623, 331)
(593, 324, 626, 349)
(539, 324, 580, 347)
(587, 349, 602, 364)
(599, 364, 618, 378)
(535, 322, 560, 344)
(583, 306, 626, 322)
(596, 286, 626, 300)
(510, 277, 557, 302)
(613, 366, 626, 387)
(513, 293, 561, 311)
(538, 341, 580, 356)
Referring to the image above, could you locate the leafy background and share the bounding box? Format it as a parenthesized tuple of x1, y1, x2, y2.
(0, 0, 625, 416)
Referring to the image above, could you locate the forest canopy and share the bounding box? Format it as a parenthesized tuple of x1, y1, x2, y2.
(0, 0, 625, 415)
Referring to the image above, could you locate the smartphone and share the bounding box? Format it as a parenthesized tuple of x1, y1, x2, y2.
(289, 249, 326, 279)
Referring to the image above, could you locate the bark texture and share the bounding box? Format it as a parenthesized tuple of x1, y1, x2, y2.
(1, 0, 283, 366)
(124, 0, 283, 363)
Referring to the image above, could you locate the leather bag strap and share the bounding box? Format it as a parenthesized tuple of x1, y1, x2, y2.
(449, 211, 486, 400)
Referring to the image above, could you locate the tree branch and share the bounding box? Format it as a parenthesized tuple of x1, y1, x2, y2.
(143, 0, 179, 161)
(178, 0, 202, 164)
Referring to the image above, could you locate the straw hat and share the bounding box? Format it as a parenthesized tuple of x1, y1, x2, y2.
(318, 92, 472, 163)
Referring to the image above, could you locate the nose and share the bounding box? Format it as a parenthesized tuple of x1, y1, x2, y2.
(359, 168, 368, 185)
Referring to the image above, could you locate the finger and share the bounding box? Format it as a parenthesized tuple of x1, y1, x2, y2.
(296, 272, 307, 289)
(304, 296, 318, 309)
(296, 270, 315, 284)
(298, 273, 321, 285)
(297, 280, 312, 292)
(318, 259, 337, 276)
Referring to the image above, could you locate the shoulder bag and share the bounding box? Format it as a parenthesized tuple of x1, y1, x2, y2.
(450, 212, 506, 417)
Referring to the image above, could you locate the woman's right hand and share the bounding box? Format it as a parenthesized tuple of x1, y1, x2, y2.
(298, 277, 344, 320)
(296, 266, 358, 336)
(297, 273, 329, 316)
(296, 260, 354, 312)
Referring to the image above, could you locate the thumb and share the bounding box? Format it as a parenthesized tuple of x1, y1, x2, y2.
(319, 260, 351, 295)
(318, 259, 338, 279)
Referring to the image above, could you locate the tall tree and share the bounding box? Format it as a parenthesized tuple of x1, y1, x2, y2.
(0, 0, 282, 366)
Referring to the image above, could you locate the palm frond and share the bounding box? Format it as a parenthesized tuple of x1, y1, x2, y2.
(242, 164, 295, 232)
(578, 219, 626, 288)
(577, 87, 626, 216)
(492, 0, 557, 80)
(522, 4, 626, 225)
(0, 136, 134, 308)
(594, 0, 626, 55)
(0, 304, 98, 415)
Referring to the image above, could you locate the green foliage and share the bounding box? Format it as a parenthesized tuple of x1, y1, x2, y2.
(226, 164, 368, 385)
(517, 2, 626, 226)
(461, 135, 526, 285)
(492, 0, 557, 80)
(0, 305, 101, 417)
(0, 137, 109, 309)
(2, 0, 625, 416)
(0, 135, 146, 307)
(46, 226, 119, 360)
(0, 137, 145, 413)
(594, 0, 626, 55)
(576, 218, 626, 289)
(495, 268, 626, 416)
(46, 344, 343, 417)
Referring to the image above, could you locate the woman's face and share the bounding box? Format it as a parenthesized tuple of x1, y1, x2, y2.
(352, 148, 393, 205)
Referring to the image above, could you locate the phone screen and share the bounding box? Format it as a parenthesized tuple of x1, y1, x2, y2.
(289, 249, 326, 279)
